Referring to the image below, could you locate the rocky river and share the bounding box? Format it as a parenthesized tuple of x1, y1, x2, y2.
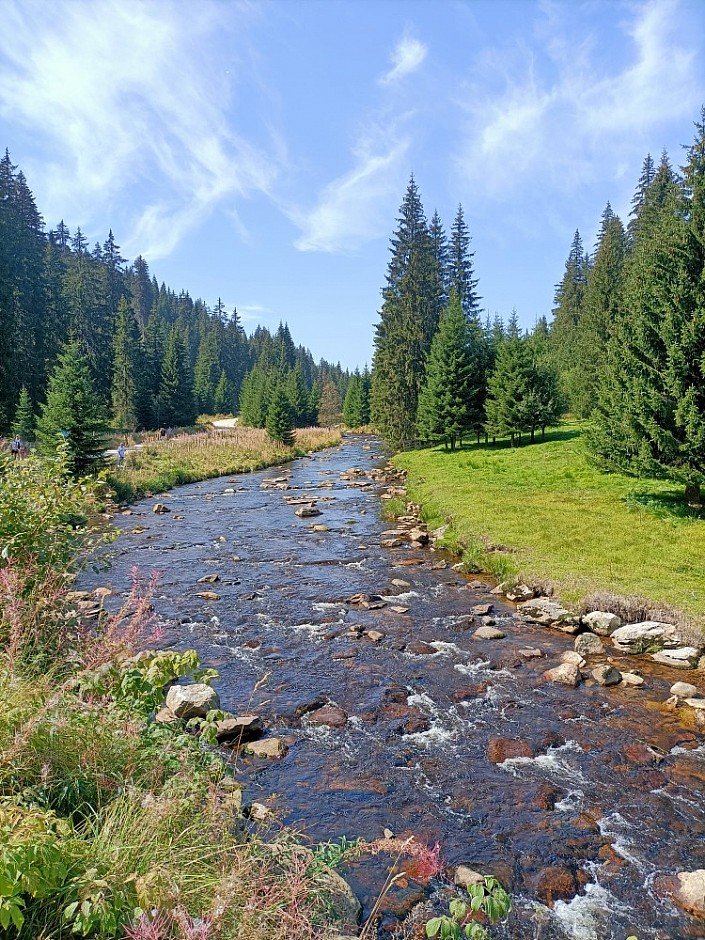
(81, 434, 705, 940)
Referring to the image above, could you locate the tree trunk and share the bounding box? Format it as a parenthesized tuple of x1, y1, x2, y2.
(530, 428, 535, 443)
(685, 481, 702, 508)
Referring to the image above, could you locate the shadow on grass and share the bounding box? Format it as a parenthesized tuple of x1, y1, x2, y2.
(625, 489, 704, 521)
(414, 425, 583, 456)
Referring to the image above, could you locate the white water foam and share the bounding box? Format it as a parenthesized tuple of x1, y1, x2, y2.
(429, 640, 470, 658)
(554, 789, 586, 813)
(288, 619, 346, 641)
(498, 740, 585, 781)
(597, 812, 644, 870)
(550, 881, 634, 940)
(381, 590, 421, 602)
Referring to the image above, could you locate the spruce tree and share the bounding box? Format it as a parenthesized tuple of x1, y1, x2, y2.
(448, 204, 481, 322)
(111, 297, 140, 432)
(158, 325, 195, 427)
(238, 365, 269, 427)
(416, 291, 480, 449)
(213, 369, 234, 414)
(36, 339, 108, 475)
(343, 371, 366, 428)
(193, 330, 220, 414)
(12, 386, 35, 442)
(285, 366, 309, 427)
(266, 385, 294, 446)
(318, 379, 343, 427)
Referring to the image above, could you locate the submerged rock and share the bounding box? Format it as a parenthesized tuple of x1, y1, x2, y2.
(308, 704, 348, 728)
(487, 738, 533, 763)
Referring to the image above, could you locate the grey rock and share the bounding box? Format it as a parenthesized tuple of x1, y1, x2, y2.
(651, 647, 700, 669)
(574, 633, 605, 656)
(165, 683, 220, 719)
(670, 681, 699, 698)
(518, 598, 579, 632)
(611, 621, 680, 653)
(543, 662, 581, 687)
(473, 625, 506, 640)
(582, 610, 622, 635)
(592, 665, 622, 686)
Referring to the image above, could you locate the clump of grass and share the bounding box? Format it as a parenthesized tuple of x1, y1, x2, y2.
(108, 426, 342, 502)
(381, 496, 406, 521)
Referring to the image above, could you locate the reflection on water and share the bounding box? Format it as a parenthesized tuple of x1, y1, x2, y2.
(82, 435, 705, 940)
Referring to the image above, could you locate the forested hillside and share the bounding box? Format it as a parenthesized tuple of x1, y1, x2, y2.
(0, 152, 350, 437)
(372, 106, 705, 502)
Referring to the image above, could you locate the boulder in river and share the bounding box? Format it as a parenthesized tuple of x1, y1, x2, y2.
(295, 506, 321, 518)
(245, 738, 288, 759)
(473, 625, 506, 640)
(405, 639, 437, 656)
(670, 682, 699, 698)
(505, 583, 536, 602)
(152, 503, 170, 513)
(610, 621, 681, 653)
(216, 715, 263, 744)
(308, 704, 348, 728)
(574, 632, 604, 656)
(684, 698, 705, 710)
(620, 672, 644, 686)
(591, 665, 622, 686)
(560, 650, 586, 667)
(487, 737, 534, 763)
(543, 662, 581, 687)
(166, 683, 220, 719)
(658, 869, 705, 919)
(582, 610, 622, 635)
(454, 865, 485, 888)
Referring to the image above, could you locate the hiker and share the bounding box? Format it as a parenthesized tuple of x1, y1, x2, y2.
(10, 435, 22, 459)
(159, 427, 166, 439)
(117, 442, 127, 469)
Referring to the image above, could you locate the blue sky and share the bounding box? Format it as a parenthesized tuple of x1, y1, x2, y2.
(0, 0, 703, 370)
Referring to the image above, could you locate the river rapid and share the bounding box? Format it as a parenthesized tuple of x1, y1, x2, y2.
(82, 435, 705, 940)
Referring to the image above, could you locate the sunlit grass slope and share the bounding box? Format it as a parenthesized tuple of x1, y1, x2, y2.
(108, 426, 342, 502)
(394, 424, 705, 617)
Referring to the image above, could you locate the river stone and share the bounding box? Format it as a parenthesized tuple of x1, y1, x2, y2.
(166, 683, 220, 719)
(662, 870, 705, 918)
(518, 598, 578, 632)
(409, 527, 429, 544)
(245, 738, 288, 759)
(472, 603, 494, 616)
(519, 647, 543, 658)
(684, 698, 705, 710)
(152, 503, 170, 513)
(215, 715, 263, 744)
(651, 647, 700, 669)
(543, 662, 581, 687)
(582, 610, 622, 635)
(295, 506, 321, 517)
(671, 681, 699, 698)
(391, 578, 411, 587)
(505, 583, 535, 602)
(611, 621, 680, 653)
(574, 633, 604, 656)
(621, 672, 644, 686)
(366, 630, 384, 642)
(592, 665, 622, 686)
(454, 865, 485, 888)
(473, 625, 506, 640)
(561, 651, 586, 667)
(308, 704, 348, 728)
(487, 738, 534, 763)
(405, 640, 437, 656)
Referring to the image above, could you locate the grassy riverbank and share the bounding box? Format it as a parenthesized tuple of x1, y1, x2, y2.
(107, 426, 342, 503)
(394, 424, 705, 620)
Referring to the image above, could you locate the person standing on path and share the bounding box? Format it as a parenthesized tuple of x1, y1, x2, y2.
(117, 442, 127, 469)
(10, 435, 22, 459)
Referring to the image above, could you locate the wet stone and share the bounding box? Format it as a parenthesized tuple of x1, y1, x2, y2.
(574, 632, 604, 656)
(592, 665, 622, 686)
(473, 625, 506, 640)
(405, 640, 437, 656)
(487, 738, 534, 763)
(307, 704, 348, 728)
(543, 662, 581, 687)
(671, 681, 699, 698)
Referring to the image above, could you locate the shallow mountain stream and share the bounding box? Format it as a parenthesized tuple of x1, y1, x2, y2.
(81, 434, 705, 940)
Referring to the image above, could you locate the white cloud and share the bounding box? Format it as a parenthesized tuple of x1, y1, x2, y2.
(0, 0, 278, 259)
(453, 0, 701, 202)
(291, 127, 411, 253)
(379, 34, 428, 86)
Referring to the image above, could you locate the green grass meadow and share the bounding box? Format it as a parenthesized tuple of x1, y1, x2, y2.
(394, 424, 705, 618)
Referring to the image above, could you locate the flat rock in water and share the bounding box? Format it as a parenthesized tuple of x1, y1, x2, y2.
(195, 591, 220, 601)
(366, 630, 384, 642)
(518, 598, 578, 632)
(245, 738, 288, 759)
(561, 650, 586, 667)
(295, 506, 321, 517)
(405, 639, 437, 656)
(198, 574, 220, 583)
(519, 648, 543, 659)
(651, 647, 700, 669)
(487, 737, 534, 763)
(543, 662, 581, 687)
(582, 610, 622, 635)
(472, 603, 494, 616)
(658, 870, 705, 918)
(685, 698, 705, 710)
(473, 625, 506, 640)
(621, 672, 644, 686)
(611, 621, 680, 653)
(391, 578, 411, 587)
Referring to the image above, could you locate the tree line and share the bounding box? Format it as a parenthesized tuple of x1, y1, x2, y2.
(371, 106, 705, 503)
(0, 150, 351, 451)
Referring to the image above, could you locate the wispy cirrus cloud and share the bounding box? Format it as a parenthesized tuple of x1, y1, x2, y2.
(378, 33, 427, 86)
(291, 124, 411, 253)
(0, 0, 278, 259)
(453, 0, 701, 204)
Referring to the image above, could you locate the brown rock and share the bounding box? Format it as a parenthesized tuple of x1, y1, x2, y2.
(216, 715, 263, 744)
(308, 704, 348, 728)
(473, 625, 506, 640)
(198, 574, 221, 583)
(245, 738, 287, 759)
(195, 590, 220, 601)
(543, 662, 581, 687)
(527, 865, 578, 906)
(487, 737, 534, 763)
(472, 603, 494, 616)
(405, 640, 437, 656)
(657, 870, 705, 918)
(152, 503, 170, 513)
(454, 866, 485, 888)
